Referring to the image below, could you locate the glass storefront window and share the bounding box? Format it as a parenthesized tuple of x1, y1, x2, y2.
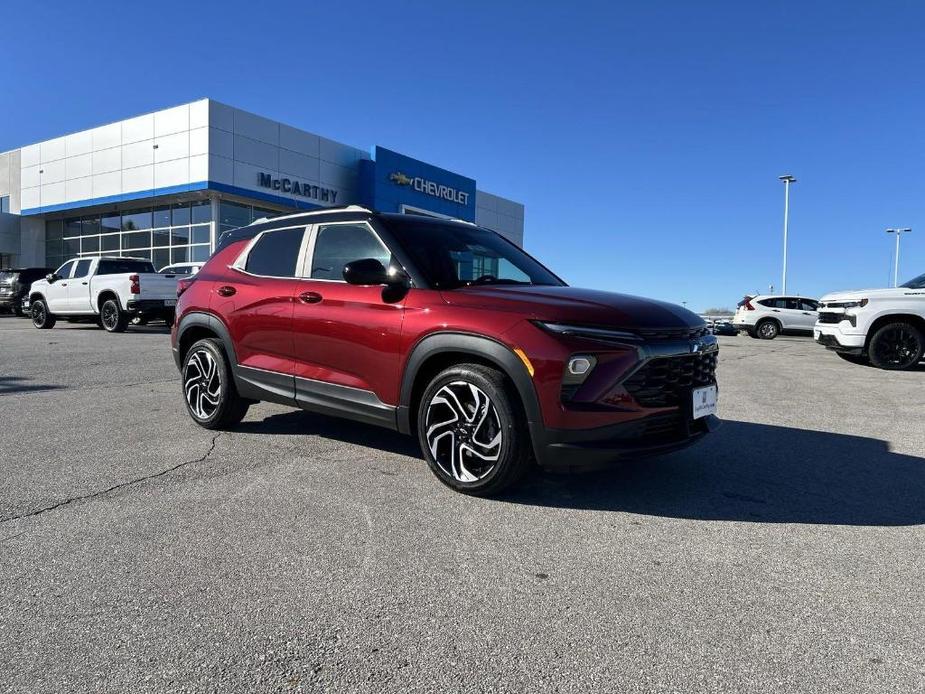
(64, 218, 81, 236)
(191, 200, 211, 224)
(122, 209, 152, 231)
(190, 245, 211, 262)
(63, 238, 80, 256)
(82, 217, 101, 235)
(220, 201, 250, 229)
(100, 233, 120, 252)
(153, 205, 171, 228)
(152, 229, 171, 247)
(101, 213, 121, 234)
(153, 248, 170, 270)
(172, 203, 190, 226)
(171, 226, 190, 245)
(82, 236, 100, 254)
(122, 231, 151, 249)
(190, 226, 210, 245)
(171, 246, 188, 263)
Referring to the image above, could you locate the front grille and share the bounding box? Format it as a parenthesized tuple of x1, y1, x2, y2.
(816, 334, 839, 347)
(636, 326, 710, 341)
(623, 351, 718, 407)
(817, 312, 842, 324)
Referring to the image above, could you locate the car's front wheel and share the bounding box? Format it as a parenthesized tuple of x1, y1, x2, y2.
(31, 299, 56, 329)
(417, 364, 532, 496)
(868, 322, 924, 370)
(182, 338, 250, 429)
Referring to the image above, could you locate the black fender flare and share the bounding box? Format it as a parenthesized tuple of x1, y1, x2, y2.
(174, 311, 240, 371)
(397, 332, 543, 444)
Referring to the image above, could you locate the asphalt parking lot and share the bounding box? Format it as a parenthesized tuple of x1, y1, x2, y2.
(0, 317, 922, 693)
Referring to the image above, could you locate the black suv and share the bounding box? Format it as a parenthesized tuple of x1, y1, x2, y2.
(0, 268, 53, 316)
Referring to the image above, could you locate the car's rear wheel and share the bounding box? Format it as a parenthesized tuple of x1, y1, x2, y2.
(868, 322, 924, 370)
(417, 363, 532, 496)
(182, 338, 250, 429)
(100, 298, 128, 333)
(756, 319, 779, 340)
(31, 299, 55, 329)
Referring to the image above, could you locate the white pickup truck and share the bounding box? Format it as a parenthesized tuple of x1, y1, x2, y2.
(28, 256, 180, 333)
(814, 271, 925, 370)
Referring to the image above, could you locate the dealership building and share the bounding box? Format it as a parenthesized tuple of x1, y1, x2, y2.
(0, 98, 524, 270)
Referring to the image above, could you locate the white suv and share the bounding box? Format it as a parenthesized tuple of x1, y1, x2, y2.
(814, 272, 925, 370)
(732, 295, 819, 339)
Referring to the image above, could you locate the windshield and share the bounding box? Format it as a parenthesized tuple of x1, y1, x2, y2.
(900, 273, 925, 289)
(381, 217, 564, 290)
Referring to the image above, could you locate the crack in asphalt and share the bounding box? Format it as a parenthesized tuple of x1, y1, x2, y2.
(0, 433, 222, 525)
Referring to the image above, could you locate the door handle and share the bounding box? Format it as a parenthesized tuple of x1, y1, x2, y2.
(61, 282, 68, 287)
(299, 291, 323, 304)
(771, 309, 780, 312)
(217, 285, 236, 297)
(82, 281, 88, 285)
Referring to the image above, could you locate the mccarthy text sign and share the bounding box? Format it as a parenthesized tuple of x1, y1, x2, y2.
(389, 171, 469, 205)
(258, 173, 338, 203)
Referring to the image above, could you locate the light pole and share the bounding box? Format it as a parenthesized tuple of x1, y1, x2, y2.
(778, 175, 796, 294)
(886, 228, 912, 287)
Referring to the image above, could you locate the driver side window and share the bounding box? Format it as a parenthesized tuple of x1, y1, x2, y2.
(55, 261, 75, 279)
(310, 224, 391, 281)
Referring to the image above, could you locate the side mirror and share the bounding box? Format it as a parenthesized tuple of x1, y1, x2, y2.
(45, 273, 57, 283)
(343, 258, 393, 286)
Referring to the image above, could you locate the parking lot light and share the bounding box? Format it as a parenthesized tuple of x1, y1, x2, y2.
(778, 175, 797, 294)
(885, 228, 912, 288)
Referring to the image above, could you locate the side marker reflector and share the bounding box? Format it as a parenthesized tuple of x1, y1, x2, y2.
(513, 348, 535, 377)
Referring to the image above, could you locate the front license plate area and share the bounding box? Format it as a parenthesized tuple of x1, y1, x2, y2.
(164, 299, 177, 307)
(692, 384, 717, 419)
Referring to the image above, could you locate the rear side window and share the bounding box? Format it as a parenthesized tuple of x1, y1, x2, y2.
(245, 227, 305, 277)
(97, 259, 156, 275)
(800, 299, 818, 311)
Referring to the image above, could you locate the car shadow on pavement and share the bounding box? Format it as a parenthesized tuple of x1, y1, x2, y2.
(0, 376, 66, 395)
(506, 420, 925, 526)
(234, 410, 422, 457)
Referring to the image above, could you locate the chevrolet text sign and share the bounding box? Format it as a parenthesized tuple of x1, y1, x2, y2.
(389, 171, 470, 206)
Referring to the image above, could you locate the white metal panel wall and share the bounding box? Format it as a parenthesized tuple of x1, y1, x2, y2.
(19, 99, 211, 213)
(476, 190, 524, 246)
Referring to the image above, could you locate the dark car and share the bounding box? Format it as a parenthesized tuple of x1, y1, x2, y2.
(170, 207, 719, 496)
(0, 268, 53, 316)
(711, 320, 738, 336)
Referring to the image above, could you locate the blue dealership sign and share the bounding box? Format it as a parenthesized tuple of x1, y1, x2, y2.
(359, 146, 477, 221)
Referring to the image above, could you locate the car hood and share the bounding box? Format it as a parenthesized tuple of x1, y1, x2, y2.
(440, 285, 705, 329)
(820, 287, 916, 302)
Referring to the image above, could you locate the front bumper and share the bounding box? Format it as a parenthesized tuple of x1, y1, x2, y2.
(531, 411, 720, 471)
(814, 324, 865, 354)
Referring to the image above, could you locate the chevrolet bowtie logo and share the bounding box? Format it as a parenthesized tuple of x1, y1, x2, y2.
(389, 171, 413, 186)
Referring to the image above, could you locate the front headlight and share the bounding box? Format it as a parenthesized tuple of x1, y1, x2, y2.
(823, 299, 868, 309)
(532, 321, 640, 342)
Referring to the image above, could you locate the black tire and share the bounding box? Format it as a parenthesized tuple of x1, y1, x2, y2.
(31, 299, 56, 329)
(836, 352, 869, 366)
(182, 338, 249, 429)
(868, 322, 924, 370)
(755, 319, 779, 340)
(100, 298, 128, 333)
(416, 363, 532, 496)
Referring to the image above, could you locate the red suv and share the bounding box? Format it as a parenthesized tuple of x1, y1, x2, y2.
(171, 206, 718, 495)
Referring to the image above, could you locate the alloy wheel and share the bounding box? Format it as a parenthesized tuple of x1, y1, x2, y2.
(32, 303, 45, 327)
(873, 326, 920, 368)
(184, 349, 222, 419)
(101, 302, 118, 330)
(424, 381, 502, 483)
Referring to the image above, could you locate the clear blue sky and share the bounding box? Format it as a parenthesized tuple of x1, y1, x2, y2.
(3, 1, 924, 311)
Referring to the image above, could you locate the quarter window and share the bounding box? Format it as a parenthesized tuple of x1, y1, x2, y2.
(310, 224, 391, 281)
(244, 227, 305, 277)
